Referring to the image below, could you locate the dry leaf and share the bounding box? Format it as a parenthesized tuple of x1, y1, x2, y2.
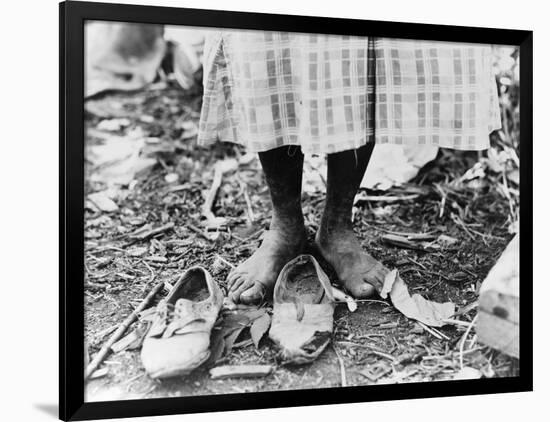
(380, 269, 398, 299)
(223, 326, 245, 355)
(110, 328, 145, 353)
(250, 313, 271, 348)
(453, 366, 482, 380)
(88, 192, 119, 212)
(389, 272, 455, 327)
(331, 287, 357, 312)
(436, 234, 458, 247)
(89, 367, 109, 379)
(96, 118, 131, 132)
(241, 308, 267, 322)
(206, 328, 225, 366)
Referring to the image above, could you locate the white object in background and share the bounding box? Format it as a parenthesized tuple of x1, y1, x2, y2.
(361, 144, 438, 190)
(303, 144, 438, 193)
(164, 27, 208, 89)
(85, 22, 166, 97)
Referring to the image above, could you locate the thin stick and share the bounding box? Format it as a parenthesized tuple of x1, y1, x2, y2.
(85, 280, 166, 380)
(442, 318, 472, 328)
(202, 164, 223, 221)
(416, 321, 449, 340)
(130, 222, 175, 241)
(352, 299, 391, 305)
(355, 193, 420, 203)
(238, 178, 256, 223)
(214, 254, 236, 270)
(187, 223, 214, 241)
(435, 184, 447, 219)
(333, 345, 347, 387)
(458, 315, 478, 369)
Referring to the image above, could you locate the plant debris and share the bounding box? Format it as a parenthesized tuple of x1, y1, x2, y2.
(381, 270, 455, 327)
(209, 365, 273, 380)
(83, 45, 520, 399)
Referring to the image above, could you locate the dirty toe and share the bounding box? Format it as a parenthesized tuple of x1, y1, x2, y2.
(347, 279, 376, 298)
(240, 283, 266, 304)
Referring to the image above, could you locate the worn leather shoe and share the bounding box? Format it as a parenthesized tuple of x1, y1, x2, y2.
(268, 255, 335, 364)
(141, 266, 223, 379)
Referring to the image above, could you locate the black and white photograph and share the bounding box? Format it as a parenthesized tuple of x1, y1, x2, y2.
(82, 18, 521, 403)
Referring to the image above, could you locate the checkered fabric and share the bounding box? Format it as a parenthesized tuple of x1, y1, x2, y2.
(198, 31, 501, 154)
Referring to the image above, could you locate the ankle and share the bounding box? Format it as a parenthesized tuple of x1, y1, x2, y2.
(319, 211, 353, 239)
(269, 214, 306, 241)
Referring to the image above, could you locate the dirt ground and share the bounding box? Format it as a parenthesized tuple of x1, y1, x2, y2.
(83, 81, 519, 402)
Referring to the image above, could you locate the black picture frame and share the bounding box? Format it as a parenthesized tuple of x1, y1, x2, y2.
(60, 1, 533, 420)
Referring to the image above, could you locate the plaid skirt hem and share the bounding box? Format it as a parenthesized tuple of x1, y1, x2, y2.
(197, 131, 491, 154)
(198, 31, 501, 154)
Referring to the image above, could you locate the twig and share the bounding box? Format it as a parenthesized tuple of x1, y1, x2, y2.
(214, 254, 236, 270)
(333, 345, 347, 387)
(370, 350, 397, 362)
(442, 318, 472, 328)
(139, 260, 157, 294)
(141, 260, 155, 283)
(238, 178, 256, 223)
(355, 193, 420, 203)
(93, 324, 118, 343)
(85, 281, 111, 290)
(187, 223, 213, 241)
(130, 222, 175, 241)
(434, 184, 447, 219)
(451, 214, 476, 241)
(337, 341, 396, 362)
(417, 321, 449, 340)
(202, 164, 224, 221)
(202, 160, 237, 225)
(242, 229, 264, 243)
(407, 257, 428, 271)
(351, 299, 391, 306)
(210, 365, 272, 379)
(85, 280, 166, 380)
(458, 315, 478, 369)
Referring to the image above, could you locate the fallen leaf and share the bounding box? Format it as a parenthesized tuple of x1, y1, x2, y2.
(436, 234, 458, 247)
(360, 361, 392, 382)
(88, 192, 119, 212)
(380, 269, 398, 299)
(89, 367, 109, 379)
(110, 327, 146, 353)
(96, 118, 131, 132)
(331, 287, 358, 312)
(223, 326, 246, 355)
(389, 272, 455, 327)
(240, 308, 267, 322)
(86, 133, 157, 185)
(453, 366, 482, 380)
(250, 313, 271, 348)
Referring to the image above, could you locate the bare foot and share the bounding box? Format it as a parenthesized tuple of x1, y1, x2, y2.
(315, 226, 387, 298)
(227, 227, 306, 304)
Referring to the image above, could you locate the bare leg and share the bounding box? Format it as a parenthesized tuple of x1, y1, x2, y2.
(315, 143, 386, 297)
(227, 146, 307, 304)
